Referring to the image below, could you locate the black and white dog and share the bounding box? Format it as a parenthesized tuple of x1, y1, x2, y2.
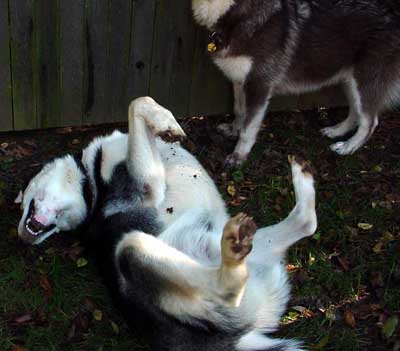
(192, 0, 400, 166)
(17, 97, 317, 350)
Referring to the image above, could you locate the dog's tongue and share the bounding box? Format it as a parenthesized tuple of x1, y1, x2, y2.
(33, 214, 49, 226)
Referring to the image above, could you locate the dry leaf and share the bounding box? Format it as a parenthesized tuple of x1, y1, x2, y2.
(344, 309, 356, 328)
(227, 184, 236, 197)
(39, 275, 53, 300)
(76, 257, 88, 268)
(11, 346, 30, 351)
(110, 320, 120, 335)
(358, 223, 373, 230)
(382, 316, 398, 339)
(93, 309, 102, 321)
(11, 314, 33, 325)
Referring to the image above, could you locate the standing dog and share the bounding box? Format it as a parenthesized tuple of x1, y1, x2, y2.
(18, 97, 317, 350)
(192, 0, 400, 166)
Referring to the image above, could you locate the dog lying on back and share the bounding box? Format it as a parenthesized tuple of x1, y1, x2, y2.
(192, 0, 400, 166)
(17, 97, 317, 351)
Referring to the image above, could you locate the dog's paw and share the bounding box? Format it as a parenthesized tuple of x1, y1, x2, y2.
(217, 123, 238, 140)
(224, 152, 245, 169)
(330, 141, 358, 155)
(321, 126, 342, 139)
(288, 155, 315, 178)
(222, 213, 257, 264)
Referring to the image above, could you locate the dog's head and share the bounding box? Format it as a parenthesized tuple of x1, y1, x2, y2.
(17, 155, 89, 245)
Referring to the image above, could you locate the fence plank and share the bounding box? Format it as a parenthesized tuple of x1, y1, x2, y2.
(126, 0, 156, 104)
(9, 0, 36, 131)
(34, 0, 61, 128)
(59, 0, 85, 126)
(0, 0, 13, 131)
(107, 0, 132, 122)
(189, 28, 232, 116)
(149, 0, 196, 117)
(84, 0, 110, 124)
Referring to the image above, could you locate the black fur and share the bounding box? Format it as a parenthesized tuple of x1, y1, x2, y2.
(82, 147, 246, 351)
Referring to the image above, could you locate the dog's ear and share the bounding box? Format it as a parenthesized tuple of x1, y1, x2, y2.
(14, 190, 23, 204)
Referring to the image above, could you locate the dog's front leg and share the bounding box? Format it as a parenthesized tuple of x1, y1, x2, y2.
(225, 80, 271, 168)
(218, 82, 246, 139)
(127, 97, 186, 207)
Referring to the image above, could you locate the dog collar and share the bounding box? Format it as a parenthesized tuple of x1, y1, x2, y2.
(208, 32, 222, 52)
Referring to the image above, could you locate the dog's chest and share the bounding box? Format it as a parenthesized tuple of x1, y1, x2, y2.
(213, 54, 253, 83)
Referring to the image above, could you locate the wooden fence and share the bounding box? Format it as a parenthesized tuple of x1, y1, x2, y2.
(0, 0, 345, 132)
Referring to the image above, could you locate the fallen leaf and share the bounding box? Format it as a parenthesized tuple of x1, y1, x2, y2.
(372, 165, 383, 173)
(286, 264, 299, 272)
(110, 320, 120, 335)
(11, 313, 34, 325)
(373, 241, 383, 254)
(93, 309, 102, 321)
(227, 184, 236, 197)
(358, 223, 373, 230)
(344, 309, 356, 328)
(11, 346, 30, 351)
(76, 257, 88, 268)
(39, 275, 53, 300)
(312, 232, 321, 241)
(382, 316, 398, 339)
(311, 335, 329, 350)
(292, 306, 314, 318)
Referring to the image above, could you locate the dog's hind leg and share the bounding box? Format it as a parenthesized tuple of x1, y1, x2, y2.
(321, 78, 360, 139)
(329, 66, 385, 155)
(115, 214, 257, 322)
(249, 156, 317, 264)
(127, 97, 186, 207)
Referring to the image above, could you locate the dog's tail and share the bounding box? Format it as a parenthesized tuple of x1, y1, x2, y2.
(235, 331, 306, 351)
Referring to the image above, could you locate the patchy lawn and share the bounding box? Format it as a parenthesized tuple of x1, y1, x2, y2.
(0, 108, 399, 351)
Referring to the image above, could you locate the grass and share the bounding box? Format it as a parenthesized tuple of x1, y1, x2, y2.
(0, 108, 399, 350)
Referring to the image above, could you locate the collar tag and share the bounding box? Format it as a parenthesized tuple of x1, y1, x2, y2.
(207, 42, 217, 52)
(208, 31, 220, 53)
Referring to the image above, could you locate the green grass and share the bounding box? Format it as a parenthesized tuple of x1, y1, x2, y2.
(0, 108, 399, 350)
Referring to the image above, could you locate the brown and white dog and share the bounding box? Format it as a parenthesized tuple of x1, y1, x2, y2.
(192, 0, 400, 167)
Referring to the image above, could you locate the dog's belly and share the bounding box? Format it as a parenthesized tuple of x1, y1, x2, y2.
(273, 68, 352, 96)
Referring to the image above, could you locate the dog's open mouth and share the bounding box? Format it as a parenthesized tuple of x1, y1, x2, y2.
(24, 201, 56, 238)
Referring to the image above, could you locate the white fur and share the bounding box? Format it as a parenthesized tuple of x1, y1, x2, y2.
(214, 55, 254, 84)
(18, 155, 87, 244)
(192, 0, 235, 30)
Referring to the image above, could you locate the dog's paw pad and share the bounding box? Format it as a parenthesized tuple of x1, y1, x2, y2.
(288, 155, 315, 177)
(157, 129, 186, 143)
(222, 213, 257, 263)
